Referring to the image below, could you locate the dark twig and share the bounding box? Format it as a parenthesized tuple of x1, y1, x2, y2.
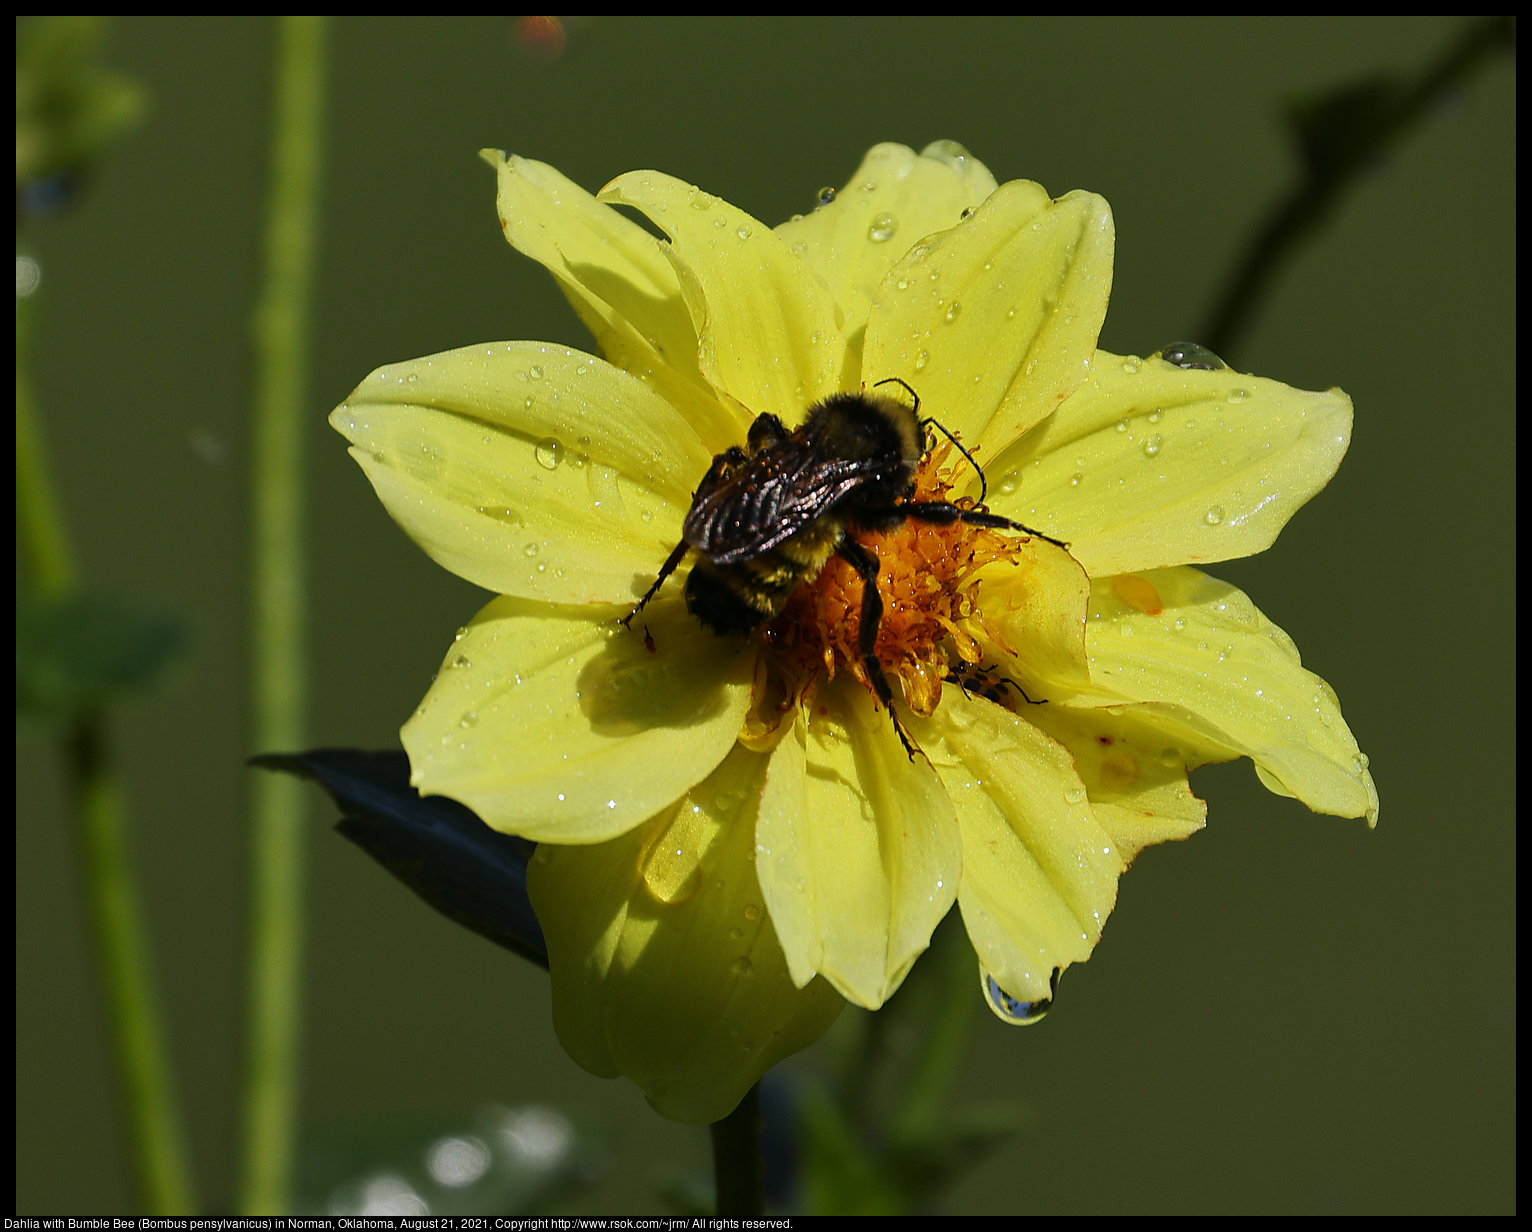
(1201, 16, 1515, 363)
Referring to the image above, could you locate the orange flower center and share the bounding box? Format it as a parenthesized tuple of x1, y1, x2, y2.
(760, 444, 1031, 718)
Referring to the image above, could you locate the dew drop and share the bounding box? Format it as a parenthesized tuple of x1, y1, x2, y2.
(534, 437, 564, 469)
(459, 711, 478, 729)
(730, 956, 753, 977)
(1227, 388, 1252, 404)
(984, 971, 1054, 1025)
(867, 212, 897, 242)
(922, 139, 973, 169)
(1115, 420, 1129, 433)
(523, 542, 539, 557)
(1143, 434, 1163, 458)
(736, 223, 752, 240)
(1069, 473, 1083, 487)
(997, 471, 1020, 496)
(944, 301, 962, 323)
(913, 349, 930, 372)
(816, 185, 837, 207)
(1204, 505, 1225, 526)
(1119, 356, 1141, 374)
(1159, 341, 1227, 371)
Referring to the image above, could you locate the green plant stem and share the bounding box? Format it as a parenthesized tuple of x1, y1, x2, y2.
(19, 275, 197, 1216)
(890, 912, 977, 1146)
(239, 15, 328, 1216)
(69, 717, 199, 1214)
(16, 296, 77, 597)
(711, 1082, 764, 1216)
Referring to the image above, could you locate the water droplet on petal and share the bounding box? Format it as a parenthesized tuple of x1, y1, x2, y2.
(867, 212, 897, 242)
(534, 437, 564, 469)
(984, 969, 1056, 1025)
(921, 139, 973, 169)
(816, 185, 837, 207)
(1204, 505, 1225, 526)
(1159, 341, 1227, 370)
(1143, 434, 1163, 458)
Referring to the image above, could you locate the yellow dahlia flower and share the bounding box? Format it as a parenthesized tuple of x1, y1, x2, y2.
(329, 140, 1377, 1125)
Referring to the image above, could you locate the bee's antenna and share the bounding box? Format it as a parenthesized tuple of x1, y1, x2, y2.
(872, 376, 920, 417)
(923, 418, 987, 505)
(872, 377, 988, 504)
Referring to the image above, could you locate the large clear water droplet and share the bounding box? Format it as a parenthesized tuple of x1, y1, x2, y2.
(534, 437, 564, 469)
(983, 969, 1057, 1025)
(1158, 342, 1228, 371)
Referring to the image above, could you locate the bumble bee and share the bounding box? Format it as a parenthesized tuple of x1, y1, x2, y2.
(623, 379, 1066, 756)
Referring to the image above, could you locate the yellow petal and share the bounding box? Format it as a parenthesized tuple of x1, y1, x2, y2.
(1070, 567, 1378, 825)
(528, 743, 843, 1124)
(863, 181, 1113, 453)
(598, 169, 847, 425)
(775, 140, 1000, 349)
(482, 151, 745, 454)
(1021, 702, 1207, 863)
(402, 595, 754, 842)
(756, 675, 960, 1008)
(915, 690, 1126, 1010)
(986, 350, 1354, 578)
(332, 342, 712, 604)
(964, 539, 1093, 695)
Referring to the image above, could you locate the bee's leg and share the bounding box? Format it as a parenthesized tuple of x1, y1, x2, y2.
(836, 538, 921, 760)
(621, 539, 690, 628)
(904, 501, 1070, 551)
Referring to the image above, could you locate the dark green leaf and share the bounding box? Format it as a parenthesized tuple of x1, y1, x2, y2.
(251, 748, 547, 969)
(16, 589, 187, 722)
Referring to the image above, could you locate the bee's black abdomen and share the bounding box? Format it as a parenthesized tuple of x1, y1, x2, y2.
(685, 563, 771, 635)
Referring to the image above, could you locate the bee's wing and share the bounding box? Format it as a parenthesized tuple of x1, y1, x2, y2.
(684, 437, 898, 564)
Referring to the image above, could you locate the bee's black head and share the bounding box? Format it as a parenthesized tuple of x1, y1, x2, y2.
(805, 390, 923, 469)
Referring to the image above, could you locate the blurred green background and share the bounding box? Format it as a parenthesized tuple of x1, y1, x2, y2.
(16, 16, 1514, 1215)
